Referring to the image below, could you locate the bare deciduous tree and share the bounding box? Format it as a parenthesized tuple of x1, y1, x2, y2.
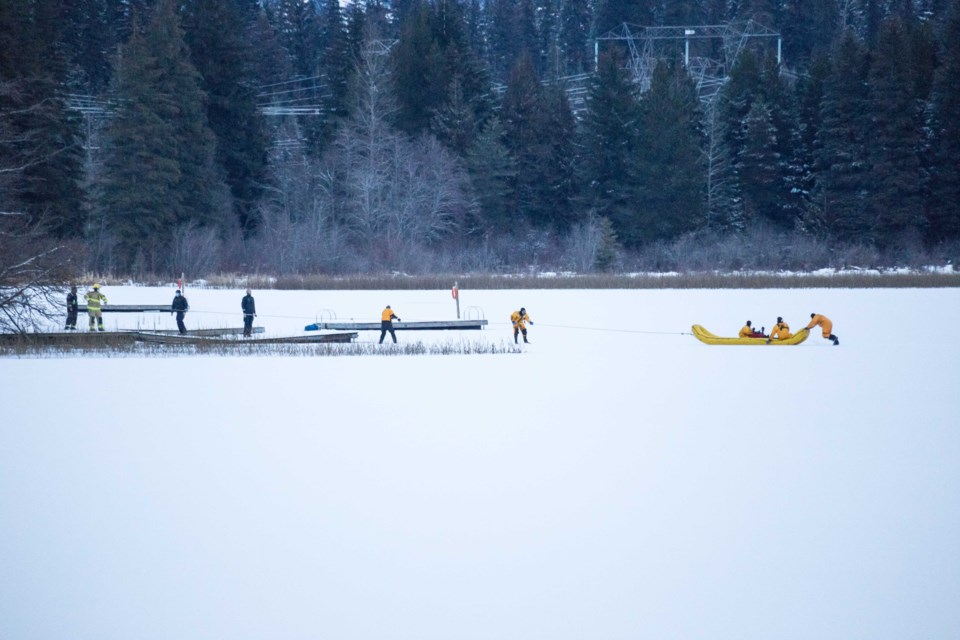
(0, 213, 80, 333)
(1, 81, 81, 333)
(320, 36, 471, 269)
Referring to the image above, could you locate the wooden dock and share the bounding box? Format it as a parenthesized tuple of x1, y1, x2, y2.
(78, 304, 172, 313)
(1, 328, 356, 348)
(308, 320, 487, 331)
(133, 331, 357, 345)
(122, 327, 265, 337)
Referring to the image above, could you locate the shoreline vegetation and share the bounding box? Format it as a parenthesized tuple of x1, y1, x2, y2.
(0, 336, 520, 358)
(79, 270, 960, 291)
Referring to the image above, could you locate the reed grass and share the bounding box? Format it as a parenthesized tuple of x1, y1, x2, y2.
(202, 271, 960, 290)
(68, 269, 960, 292)
(1, 337, 519, 358)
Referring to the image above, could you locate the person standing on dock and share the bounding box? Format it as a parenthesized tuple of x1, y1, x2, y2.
(171, 289, 189, 335)
(379, 305, 401, 344)
(511, 307, 533, 344)
(242, 288, 256, 337)
(804, 313, 839, 345)
(65, 285, 78, 330)
(84, 283, 107, 331)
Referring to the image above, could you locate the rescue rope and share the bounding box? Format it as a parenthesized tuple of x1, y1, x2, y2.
(149, 309, 694, 336)
(492, 321, 691, 336)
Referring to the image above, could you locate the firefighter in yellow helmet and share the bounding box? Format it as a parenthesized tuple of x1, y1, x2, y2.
(84, 283, 108, 331)
(510, 307, 533, 344)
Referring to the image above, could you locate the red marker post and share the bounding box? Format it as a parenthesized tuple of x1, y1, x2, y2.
(452, 282, 460, 319)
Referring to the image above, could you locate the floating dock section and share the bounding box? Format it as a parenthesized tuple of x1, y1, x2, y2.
(133, 331, 357, 345)
(123, 327, 265, 337)
(78, 304, 173, 313)
(307, 320, 487, 332)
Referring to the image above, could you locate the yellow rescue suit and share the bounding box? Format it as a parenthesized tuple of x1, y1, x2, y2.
(806, 314, 833, 338)
(770, 321, 792, 340)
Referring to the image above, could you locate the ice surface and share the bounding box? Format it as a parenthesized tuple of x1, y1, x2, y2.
(2, 286, 959, 640)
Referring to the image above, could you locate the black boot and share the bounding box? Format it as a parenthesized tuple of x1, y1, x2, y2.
(830, 334, 839, 346)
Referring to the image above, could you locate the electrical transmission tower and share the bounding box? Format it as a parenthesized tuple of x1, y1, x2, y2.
(593, 19, 782, 103)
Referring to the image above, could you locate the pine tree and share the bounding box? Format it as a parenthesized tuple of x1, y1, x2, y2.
(593, 0, 656, 36)
(816, 30, 871, 240)
(737, 0, 779, 25)
(663, 0, 704, 24)
(757, 53, 802, 228)
(703, 99, 744, 232)
(391, 0, 490, 138)
(183, 0, 268, 233)
(63, 0, 114, 92)
(634, 60, 706, 241)
(486, 0, 520, 81)
(780, 0, 841, 68)
(718, 49, 762, 166)
(535, 0, 560, 79)
(432, 75, 477, 155)
(466, 116, 517, 232)
(537, 82, 580, 229)
(317, 0, 351, 146)
(98, 19, 180, 269)
(559, 0, 592, 74)
(392, 2, 442, 134)
(593, 216, 622, 272)
(500, 52, 545, 225)
(578, 47, 642, 243)
(865, 17, 926, 244)
(927, 0, 960, 241)
(739, 98, 783, 226)
(714, 49, 763, 232)
(795, 53, 831, 228)
(0, 0, 86, 237)
(517, 0, 539, 71)
(272, 0, 321, 77)
(98, 1, 224, 270)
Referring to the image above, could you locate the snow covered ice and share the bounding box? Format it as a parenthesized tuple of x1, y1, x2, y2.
(2, 286, 959, 640)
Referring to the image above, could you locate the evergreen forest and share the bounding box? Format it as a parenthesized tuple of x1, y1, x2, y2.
(2, 0, 960, 276)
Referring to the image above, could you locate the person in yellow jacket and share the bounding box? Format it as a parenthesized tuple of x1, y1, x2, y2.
(510, 307, 533, 344)
(804, 313, 839, 345)
(84, 283, 108, 331)
(739, 320, 764, 338)
(379, 305, 401, 344)
(767, 316, 792, 342)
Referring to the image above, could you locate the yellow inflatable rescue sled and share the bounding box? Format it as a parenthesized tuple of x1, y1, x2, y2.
(691, 324, 809, 346)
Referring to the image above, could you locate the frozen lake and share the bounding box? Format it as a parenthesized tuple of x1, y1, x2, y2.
(2, 285, 959, 640)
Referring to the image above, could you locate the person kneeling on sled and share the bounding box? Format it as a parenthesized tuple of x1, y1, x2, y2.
(804, 313, 839, 345)
(511, 307, 533, 344)
(766, 316, 792, 343)
(739, 320, 766, 338)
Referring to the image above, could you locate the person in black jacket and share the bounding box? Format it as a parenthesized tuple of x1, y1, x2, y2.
(171, 289, 189, 334)
(241, 288, 256, 337)
(65, 285, 78, 330)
